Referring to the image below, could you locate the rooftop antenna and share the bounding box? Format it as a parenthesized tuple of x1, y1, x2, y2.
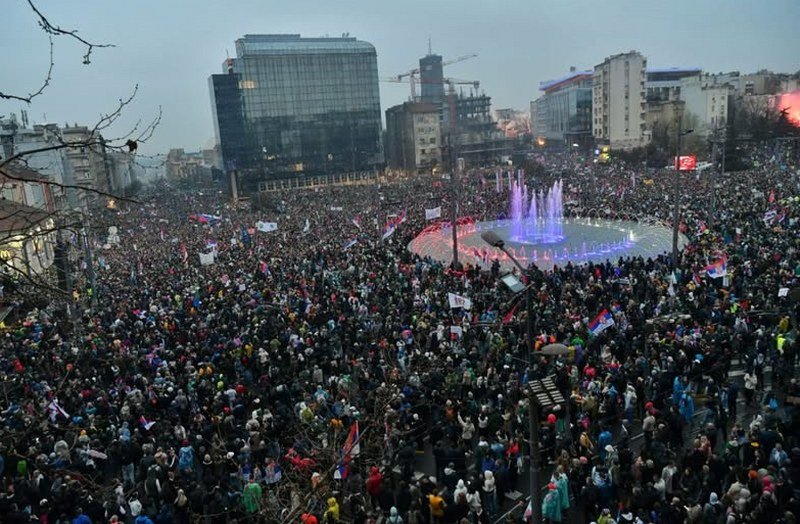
(428, 36, 432, 56)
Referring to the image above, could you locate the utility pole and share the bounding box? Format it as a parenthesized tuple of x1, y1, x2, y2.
(450, 156, 463, 269)
(671, 118, 682, 267)
(672, 115, 693, 267)
(480, 230, 540, 523)
(711, 139, 718, 226)
(81, 217, 97, 310)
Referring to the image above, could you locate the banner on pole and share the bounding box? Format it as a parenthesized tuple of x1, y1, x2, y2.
(448, 292, 472, 310)
(256, 221, 278, 232)
(425, 206, 442, 220)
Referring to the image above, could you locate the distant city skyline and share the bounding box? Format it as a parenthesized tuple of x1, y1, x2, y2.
(1, 0, 798, 154)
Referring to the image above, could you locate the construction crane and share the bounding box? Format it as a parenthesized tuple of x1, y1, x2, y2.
(386, 53, 477, 100)
(382, 76, 480, 100)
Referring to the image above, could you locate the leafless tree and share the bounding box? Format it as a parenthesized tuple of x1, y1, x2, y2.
(0, 1, 161, 303)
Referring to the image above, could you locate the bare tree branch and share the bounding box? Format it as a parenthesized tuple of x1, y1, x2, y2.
(0, 164, 140, 204)
(0, 84, 162, 204)
(25, 0, 115, 65)
(0, 35, 53, 103)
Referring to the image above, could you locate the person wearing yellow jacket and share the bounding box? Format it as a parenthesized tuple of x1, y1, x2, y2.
(324, 497, 340, 522)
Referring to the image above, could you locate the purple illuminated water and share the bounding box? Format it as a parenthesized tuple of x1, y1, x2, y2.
(509, 177, 564, 243)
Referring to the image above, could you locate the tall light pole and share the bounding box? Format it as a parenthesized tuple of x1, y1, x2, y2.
(451, 157, 464, 269)
(671, 122, 693, 267)
(481, 230, 538, 522)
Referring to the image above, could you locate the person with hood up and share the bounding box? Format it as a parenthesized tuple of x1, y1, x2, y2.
(542, 483, 562, 523)
(702, 492, 722, 523)
(242, 477, 262, 514)
(387, 506, 403, 524)
(453, 479, 468, 503)
(482, 470, 497, 515)
(552, 465, 570, 513)
(366, 466, 383, 510)
(300, 513, 319, 524)
(324, 497, 340, 522)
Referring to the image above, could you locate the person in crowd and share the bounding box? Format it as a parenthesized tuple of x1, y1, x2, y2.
(0, 145, 797, 524)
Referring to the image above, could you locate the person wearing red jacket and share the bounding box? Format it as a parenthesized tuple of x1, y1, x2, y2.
(366, 465, 383, 510)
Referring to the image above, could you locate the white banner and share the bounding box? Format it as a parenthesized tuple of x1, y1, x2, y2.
(199, 252, 215, 266)
(330, 206, 343, 212)
(256, 221, 278, 233)
(450, 325, 463, 339)
(425, 206, 442, 220)
(448, 292, 472, 310)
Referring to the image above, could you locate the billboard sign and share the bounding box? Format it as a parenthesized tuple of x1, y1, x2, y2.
(675, 155, 697, 171)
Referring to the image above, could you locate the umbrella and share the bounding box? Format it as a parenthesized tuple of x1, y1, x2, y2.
(540, 343, 569, 356)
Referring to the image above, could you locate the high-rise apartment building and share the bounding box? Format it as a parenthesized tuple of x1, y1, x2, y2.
(592, 51, 648, 149)
(62, 125, 113, 209)
(209, 34, 383, 189)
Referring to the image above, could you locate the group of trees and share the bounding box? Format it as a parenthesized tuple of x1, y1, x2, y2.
(618, 95, 800, 170)
(0, 1, 159, 307)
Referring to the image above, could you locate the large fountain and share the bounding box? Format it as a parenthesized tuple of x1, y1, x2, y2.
(408, 170, 685, 271)
(510, 179, 564, 243)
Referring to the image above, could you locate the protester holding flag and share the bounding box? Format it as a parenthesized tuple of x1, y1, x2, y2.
(0, 142, 797, 524)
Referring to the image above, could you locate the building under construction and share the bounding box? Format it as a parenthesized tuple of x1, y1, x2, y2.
(448, 91, 510, 165)
(385, 51, 512, 169)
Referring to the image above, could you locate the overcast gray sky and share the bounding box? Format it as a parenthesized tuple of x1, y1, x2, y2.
(1, 0, 798, 154)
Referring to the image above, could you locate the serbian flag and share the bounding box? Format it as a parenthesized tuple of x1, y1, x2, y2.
(139, 415, 156, 430)
(588, 309, 615, 336)
(352, 215, 362, 229)
(200, 213, 221, 223)
(48, 400, 69, 422)
(705, 256, 727, 279)
(768, 189, 775, 203)
(692, 273, 702, 286)
(334, 421, 360, 479)
(396, 209, 407, 225)
(381, 222, 396, 241)
(259, 260, 269, 275)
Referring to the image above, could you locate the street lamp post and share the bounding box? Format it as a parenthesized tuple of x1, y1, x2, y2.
(481, 230, 539, 522)
(451, 157, 464, 269)
(671, 123, 694, 267)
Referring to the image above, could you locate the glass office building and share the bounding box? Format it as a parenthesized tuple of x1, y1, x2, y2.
(209, 34, 382, 184)
(531, 70, 593, 147)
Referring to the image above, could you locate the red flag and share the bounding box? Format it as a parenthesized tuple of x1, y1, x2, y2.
(502, 303, 520, 324)
(768, 190, 775, 203)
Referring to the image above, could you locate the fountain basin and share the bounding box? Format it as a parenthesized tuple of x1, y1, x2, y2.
(408, 217, 687, 271)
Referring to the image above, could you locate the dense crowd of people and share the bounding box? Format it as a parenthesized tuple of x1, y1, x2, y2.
(0, 144, 798, 524)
